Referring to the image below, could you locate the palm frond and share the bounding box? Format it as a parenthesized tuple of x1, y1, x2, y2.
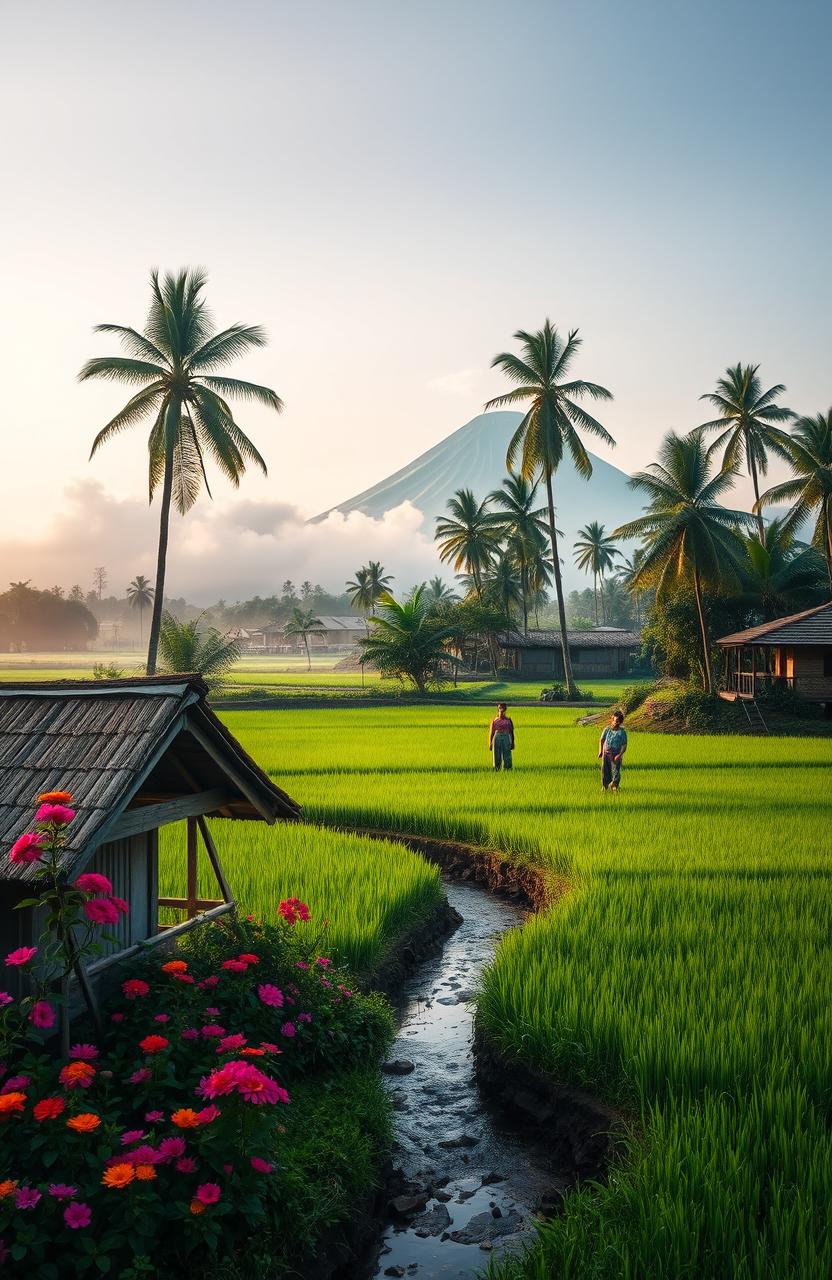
(89, 384, 166, 457)
(79, 356, 166, 386)
(198, 375, 284, 412)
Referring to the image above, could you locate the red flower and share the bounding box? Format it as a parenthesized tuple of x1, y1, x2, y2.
(161, 959, 188, 973)
(59, 1061, 95, 1090)
(33, 1097, 65, 1122)
(110, 896, 129, 915)
(139, 1034, 169, 1054)
(122, 979, 149, 1000)
(4, 946, 37, 967)
(195, 1182, 221, 1206)
(221, 958, 248, 973)
(84, 897, 119, 926)
(9, 833, 46, 865)
(36, 802, 75, 825)
(73, 872, 113, 895)
(237, 953, 259, 965)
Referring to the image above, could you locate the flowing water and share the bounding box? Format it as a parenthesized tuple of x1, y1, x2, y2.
(367, 879, 562, 1279)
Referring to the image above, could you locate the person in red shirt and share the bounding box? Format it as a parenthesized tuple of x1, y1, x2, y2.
(488, 703, 515, 771)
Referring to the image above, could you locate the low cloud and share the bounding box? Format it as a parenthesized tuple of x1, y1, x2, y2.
(0, 481, 443, 604)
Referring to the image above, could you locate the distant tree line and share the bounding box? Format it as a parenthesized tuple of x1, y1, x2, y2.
(0, 583, 98, 652)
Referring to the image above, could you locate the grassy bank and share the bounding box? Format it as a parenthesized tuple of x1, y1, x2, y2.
(210, 706, 831, 1279)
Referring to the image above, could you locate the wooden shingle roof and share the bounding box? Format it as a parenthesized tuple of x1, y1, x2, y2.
(499, 627, 641, 650)
(0, 675, 300, 883)
(716, 601, 832, 647)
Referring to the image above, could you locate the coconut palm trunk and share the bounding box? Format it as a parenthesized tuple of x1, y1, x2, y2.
(747, 443, 766, 544)
(544, 472, 576, 694)
(692, 567, 714, 694)
(146, 417, 177, 675)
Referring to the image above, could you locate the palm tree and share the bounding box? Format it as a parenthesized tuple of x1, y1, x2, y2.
(360, 588, 456, 693)
(367, 561, 393, 609)
(698, 363, 794, 542)
(614, 432, 753, 693)
(435, 490, 499, 599)
(616, 548, 647, 628)
(738, 519, 827, 620)
(573, 522, 620, 624)
(484, 553, 525, 627)
(426, 576, 458, 603)
(156, 612, 240, 687)
(346, 567, 373, 635)
(126, 575, 154, 646)
(756, 410, 832, 590)
(485, 320, 614, 696)
(283, 607, 326, 670)
(488, 475, 549, 634)
(81, 268, 283, 674)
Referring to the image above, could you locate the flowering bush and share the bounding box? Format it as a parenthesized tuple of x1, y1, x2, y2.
(0, 813, 393, 1273)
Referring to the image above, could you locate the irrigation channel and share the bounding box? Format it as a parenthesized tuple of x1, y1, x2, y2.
(363, 878, 562, 1280)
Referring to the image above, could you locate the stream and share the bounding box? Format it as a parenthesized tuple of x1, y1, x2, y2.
(366, 879, 563, 1279)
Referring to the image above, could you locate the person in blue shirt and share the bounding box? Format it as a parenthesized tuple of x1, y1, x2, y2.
(599, 710, 628, 791)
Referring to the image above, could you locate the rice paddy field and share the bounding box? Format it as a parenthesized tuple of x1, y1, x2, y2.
(183, 706, 830, 1279)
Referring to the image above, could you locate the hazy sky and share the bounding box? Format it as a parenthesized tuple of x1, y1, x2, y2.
(1, 0, 830, 598)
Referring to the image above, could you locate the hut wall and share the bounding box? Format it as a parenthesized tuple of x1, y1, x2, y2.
(86, 831, 159, 955)
(793, 646, 832, 701)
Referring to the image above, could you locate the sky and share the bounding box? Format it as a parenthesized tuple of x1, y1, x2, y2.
(1, 0, 830, 601)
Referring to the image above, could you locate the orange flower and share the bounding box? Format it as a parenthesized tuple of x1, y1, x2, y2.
(0, 1092, 26, 1116)
(0, 1180, 19, 1199)
(189, 1199, 205, 1215)
(171, 1108, 201, 1129)
(59, 1061, 96, 1088)
(241, 1047, 265, 1057)
(36, 790, 73, 804)
(161, 959, 188, 973)
(135, 1164, 156, 1181)
(102, 1163, 135, 1189)
(67, 1112, 101, 1133)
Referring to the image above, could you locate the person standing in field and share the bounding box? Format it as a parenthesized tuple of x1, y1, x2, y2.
(489, 703, 515, 771)
(599, 709, 627, 791)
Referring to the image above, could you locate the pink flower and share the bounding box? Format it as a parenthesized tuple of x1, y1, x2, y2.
(298, 1012, 312, 1024)
(153, 1014, 170, 1023)
(250, 1157, 273, 1174)
(84, 897, 119, 926)
(110, 1012, 124, 1023)
(125, 1144, 160, 1166)
(0, 993, 12, 1007)
(199, 975, 220, 990)
(257, 983, 284, 1008)
(29, 1000, 55, 1029)
(157, 1136, 186, 1162)
(122, 979, 149, 1000)
(260, 1042, 280, 1054)
(280, 1022, 296, 1039)
(223, 1163, 233, 1176)
(128, 1068, 151, 1085)
(201, 1024, 226, 1038)
(205, 1007, 220, 1016)
(69, 1043, 98, 1060)
(180, 1028, 199, 1041)
(295, 961, 309, 971)
(315, 957, 332, 968)
(109, 896, 129, 915)
(195, 1183, 221, 1205)
(195, 1105, 221, 1124)
(216, 1033, 247, 1054)
(36, 802, 75, 825)
(5, 946, 36, 967)
(15, 1186, 41, 1210)
(73, 872, 113, 895)
(175, 1156, 197, 1173)
(64, 1202, 92, 1229)
(221, 958, 248, 973)
(9, 833, 46, 865)
(121, 1130, 146, 1145)
(145, 1110, 164, 1123)
(278, 897, 310, 925)
(48, 1184, 78, 1200)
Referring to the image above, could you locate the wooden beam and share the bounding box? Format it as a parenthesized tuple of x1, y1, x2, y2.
(85, 902, 235, 976)
(108, 788, 237, 840)
(185, 720, 273, 820)
(186, 818, 198, 917)
(158, 897, 223, 910)
(197, 816, 234, 905)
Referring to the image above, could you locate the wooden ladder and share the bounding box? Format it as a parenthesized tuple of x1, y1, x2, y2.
(741, 698, 769, 735)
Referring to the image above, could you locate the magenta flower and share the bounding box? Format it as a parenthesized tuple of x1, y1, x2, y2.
(84, 897, 119, 926)
(250, 1157, 273, 1174)
(73, 872, 112, 895)
(2, 1075, 30, 1092)
(257, 983, 284, 1008)
(280, 1021, 296, 1039)
(9, 832, 46, 865)
(64, 1202, 92, 1230)
(69, 1043, 99, 1060)
(15, 1186, 41, 1210)
(221, 958, 247, 973)
(153, 1014, 170, 1023)
(216, 1033, 247, 1054)
(145, 1110, 164, 1123)
(158, 1136, 186, 1162)
(48, 1184, 78, 1200)
(195, 1104, 221, 1124)
(180, 1028, 199, 1041)
(121, 1130, 146, 1146)
(195, 1183, 221, 1205)
(200, 1024, 226, 1038)
(176, 1156, 198, 1173)
(199, 975, 220, 990)
(128, 1068, 152, 1085)
(0, 993, 12, 1006)
(36, 802, 75, 825)
(125, 1144, 160, 1165)
(4, 946, 37, 967)
(110, 1012, 124, 1023)
(295, 961, 309, 971)
(29, 1000, 55, 1029)
(298, 1012, 312, 1024)
(315, 957, 332, 968)
(109, 896, 129, 915)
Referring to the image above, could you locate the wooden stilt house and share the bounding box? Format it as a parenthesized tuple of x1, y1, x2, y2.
(0, 676, 300, 1017)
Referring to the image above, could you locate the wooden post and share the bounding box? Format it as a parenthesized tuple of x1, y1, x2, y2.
(197, 817, 234, 906)
(186, 817, 198, 918)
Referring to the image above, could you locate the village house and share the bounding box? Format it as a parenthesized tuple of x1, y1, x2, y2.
(717, 601, 832, 708)
(498, 626, 641, 680)
(262, 615, 367, 653)
(0, 675, 300, 1025)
